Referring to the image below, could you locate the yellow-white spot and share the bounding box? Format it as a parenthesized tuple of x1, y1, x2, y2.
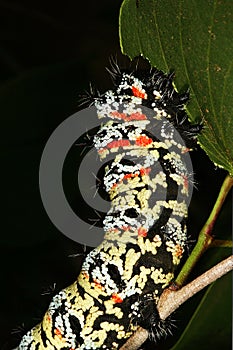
(151, 269, 174, 288)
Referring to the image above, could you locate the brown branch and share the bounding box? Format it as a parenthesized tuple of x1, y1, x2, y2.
(119, 327, 149, 350)
(119, 255, 233, 350)
(175, 174, 233, 287)
(158, 255, 233, 320)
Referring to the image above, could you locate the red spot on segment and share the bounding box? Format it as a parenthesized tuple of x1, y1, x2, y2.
(82, 271, 89, 280)
(54, 328, 63, 339)
(110, 173, 137, 191)
(122, 168, 151, 181)
(110, 111, 147, 121)
(108, 228, 119, 234)
(132, 86, 147, 99)
(111, 293, 123, 303)
(182, 175, 189, 190)
(46, 313, 52, 322)
(130, 112, 147, 120)
(121, 225, 131, 232)
(140, 167, 151, 176)
(175, 244, 183, 257)
(181, 147, 191, 154)
(110, 167, 151, 191)
(93, 279, 104, 290)
(138, 227, 147, 237)
(135, 135, 153, 147)
(123, 173, 138, 180)
(107, 139, 131, 149)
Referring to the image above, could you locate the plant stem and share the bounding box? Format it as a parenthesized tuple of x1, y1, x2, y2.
(175, 174, 233, 287)
(119, 327, 148, 350)
(158, 255, 233, 320)
(120, 255, 233, 350)
(210, 239, 232, 248)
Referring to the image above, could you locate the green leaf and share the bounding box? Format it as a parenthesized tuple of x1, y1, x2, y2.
(119, 0, 233, 174)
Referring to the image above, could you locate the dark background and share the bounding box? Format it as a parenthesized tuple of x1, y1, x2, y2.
(0, 1, 231, 349)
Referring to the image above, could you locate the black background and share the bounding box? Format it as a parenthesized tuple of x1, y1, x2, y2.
(0, 1, 231, 349)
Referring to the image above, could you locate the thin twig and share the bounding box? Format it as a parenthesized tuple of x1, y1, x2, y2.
(119, 327, 149, 350)
(119, 255, 233, 350)
(175, 174, 233, 287)
(210, 239, 232, 248)
(158, 255, 233, 320)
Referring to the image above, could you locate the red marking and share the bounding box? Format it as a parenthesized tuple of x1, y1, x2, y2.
(121, 225, 131, 231)
(54, 328, 63, 339)
(182, 175, 189, 190)
(119, 168, 151, 184)
(175, 244, 183, 257)
(108, 228, 120, 234)
(82, 271, 89, 280)
(123, 173, 138, 180)
(110, 173, 136, 191)
(110, 111, 147, 121)
(181, 147, 191, 154)
(138, 227, 147, 237)
(135, 135, 153, 147)
(110, 167, 151, 192)
(140, 167, 151, 176)
(132, 86, 147, 99)
(111, 293, 123, 303)
(107, 139, 131, 149)
(93, 279, 104, 290)
(46, 313, 51, 322)
(129, 112, 147, 120)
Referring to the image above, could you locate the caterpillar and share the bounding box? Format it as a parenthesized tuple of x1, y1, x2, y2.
(17, 61, 201, 350)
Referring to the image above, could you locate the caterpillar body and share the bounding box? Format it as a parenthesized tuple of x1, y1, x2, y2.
(18, 63, 201, 350)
